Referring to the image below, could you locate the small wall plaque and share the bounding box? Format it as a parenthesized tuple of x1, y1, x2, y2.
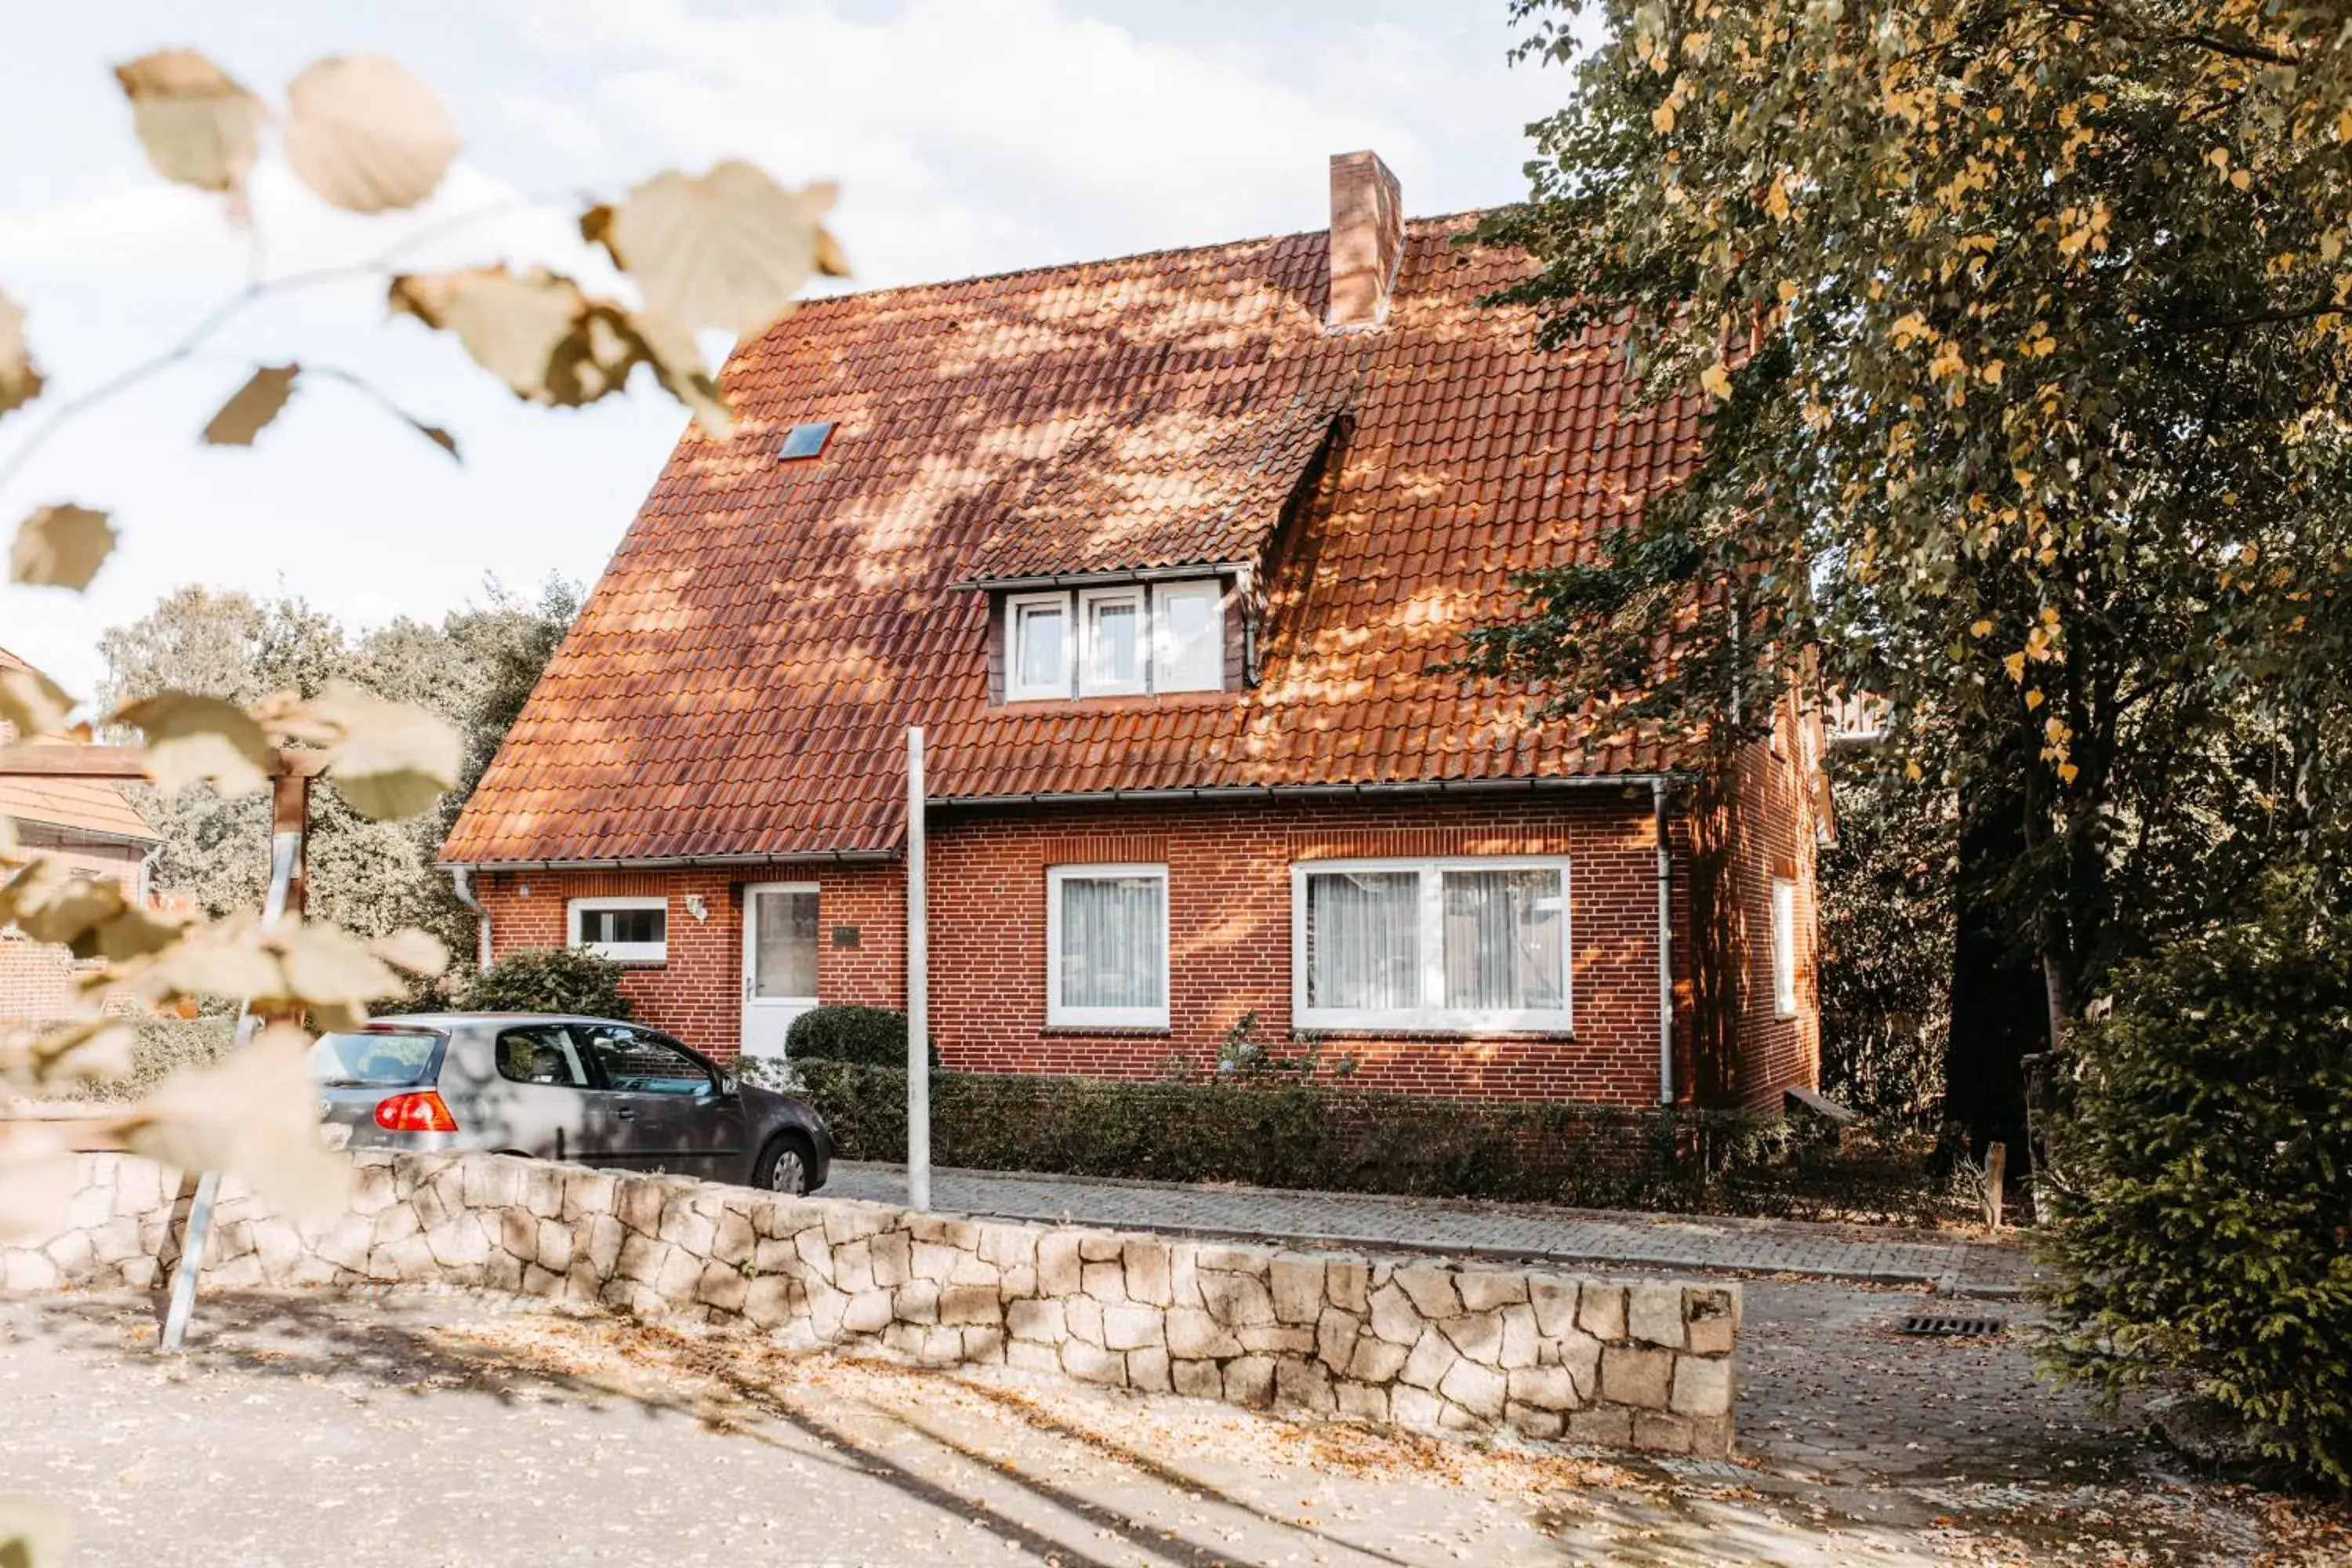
(831, 925, 862, 949)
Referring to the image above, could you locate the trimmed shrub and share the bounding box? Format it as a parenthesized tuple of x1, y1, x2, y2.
(67, 1016, 234, 1102)
(453, 946, 632, 1019)
(785, 1004, 936, 1068)
(2042, 873, 2352, 1491)
(742, 1058, 1958, 1223)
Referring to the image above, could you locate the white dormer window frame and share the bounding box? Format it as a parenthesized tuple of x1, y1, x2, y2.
(1004, 577, 1225, 702)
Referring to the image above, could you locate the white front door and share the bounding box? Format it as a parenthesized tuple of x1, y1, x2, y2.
(741, 882, 819, 1060)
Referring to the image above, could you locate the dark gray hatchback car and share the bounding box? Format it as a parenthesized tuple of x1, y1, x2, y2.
(308, 1013, 831, 1195)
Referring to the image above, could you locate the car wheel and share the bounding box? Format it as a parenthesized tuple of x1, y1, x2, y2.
(754, 1132, 813, 1196)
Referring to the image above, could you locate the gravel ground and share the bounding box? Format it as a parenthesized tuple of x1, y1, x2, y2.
(2, 1283, 2345, 1566)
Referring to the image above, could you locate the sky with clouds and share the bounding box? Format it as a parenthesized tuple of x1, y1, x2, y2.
(0, 1, 1579, 697)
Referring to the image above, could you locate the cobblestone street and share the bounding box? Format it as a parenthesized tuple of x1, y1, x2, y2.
(824, 1163, 2029, 1294)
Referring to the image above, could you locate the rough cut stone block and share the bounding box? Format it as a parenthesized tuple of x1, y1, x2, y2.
(1127, 1346, 1172, 1393)
(1316, 1307, 1360, 1374)
(1194, 1244, 1265, 1273)
(834, 1240, 876, 1295)
(1508, 1365, 1581, 1413)
(1670, 1356, 1733, 1417)
(3, 1250, 60, 1290)
(895, 1279, 940, 1325)
(953, 1325, 1001, 1363)
(1038, 1233, 1083, 1295)
(1600, 1346, 1674, 1410)
(909, 1241, 959, 1283)
(1439, 1359, 1508, 1419)
(938, 1284, 1003, 1327)
(1199, 1270, 1276, 1329)
(1399, 1327, 1460, 1392)
(978, 1222, 1036, 1269)
(697, 1260, 750, 1312)
(807, 1278, 849, 1340)
(1367, 1281, 1421, 1345)
(1237, 1325, 1316, 1356)
(869, 1232, 913, 1287)
(1439, 1309, 1503, 1365)
(1065, 1295, 1104, 1345)
(655, 1245, 705, 1303)
(1559, 1333, 1603, 1401)
(1388, 1385, 1443, 1429)
(1347, 1337, 1410, 1384)
(1221, 1356, 1275, 1407)
(616, 1181, 665, 1236)
(1325, 1259, 1370, 1315)
(1498, 1305, 1541, 1370)
(521, 1163, 565, 1219)
(499, 1209, 539, 1261)
(1457, 1271, 1528, 1312)
(1577, 1284, 1628, 1342)
(793, 1227, 837, 1284)
(823, 1207, 885, 1246)
(1171, 1358, 1223, 1399)
(535, 1220, 575, 1275)
(1167, 1306, 1243, 1360)
(425, 1217, 492, 1271)
(1335, 1380, 1388, 1422)
(1568, 1407, 1634, 1447)
(1626, 1283, 1687, 1349)
(948, 1250, 999, 1287)
(1079, 1235, 1123, 1263)
(1007, 1340, 1062, 1376)
(920, 1325, 964, 1364)
(1685, 1287, 1738, 1355)
(753, 1236, 800, 1276)
(713, 1209, 756, 1264)
(463, 1158, 524, 1211)
(563, 1171, 618, 1223)
(1007, 1298, 1066, 1343)
(1393, 1266, 1463, 1320)
(1102, 1304, 1163, 1352)
(1167, 1247, 1204, 1310)
(1686, 1414, 1733, 1458)
(1080, 1261, 1128, 1303)
(1062, 1340, 1127, 1385)
(1269, 1255, 1326, 1323)
(1276, 1358, 1337, 1414)
(842, 1288, 895, 1336)
(1504, 1403, 1564, 1439)
(616, 1232, 670, 1286)
(1634, 1411, 1695, 1454)
(1122, 1241, 1171, 1306)
(1529, 1278, 1579, 1337)
(1002, 1265, 1036, 1299)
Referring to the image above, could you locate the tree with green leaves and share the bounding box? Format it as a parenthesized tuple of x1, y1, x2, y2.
(1465, 0, 2352, 1150)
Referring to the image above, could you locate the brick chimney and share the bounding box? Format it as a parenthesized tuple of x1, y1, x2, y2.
(1326, 150, 1403, 332)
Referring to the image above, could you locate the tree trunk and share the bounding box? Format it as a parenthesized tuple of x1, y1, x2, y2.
(1944, 764, 2045, 1159)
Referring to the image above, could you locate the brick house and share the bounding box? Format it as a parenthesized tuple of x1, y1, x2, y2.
(441, 152, 1829, 1109)
(0, 648, 162, 1022)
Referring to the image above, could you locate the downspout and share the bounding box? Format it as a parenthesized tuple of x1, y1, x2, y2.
(136, 840, 163, 909)
(448, 866, 489, 970)
(1653, 777, 1675, 1105)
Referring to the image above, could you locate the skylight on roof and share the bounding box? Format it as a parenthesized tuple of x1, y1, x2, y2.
(779, 421, 835, 461)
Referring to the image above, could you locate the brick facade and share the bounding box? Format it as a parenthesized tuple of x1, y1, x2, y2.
(0, 827, 149, 1022)
(473, 787, 1820, 1109)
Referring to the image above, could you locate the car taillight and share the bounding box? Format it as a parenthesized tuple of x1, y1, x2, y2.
(373, 1091, 458, 1133)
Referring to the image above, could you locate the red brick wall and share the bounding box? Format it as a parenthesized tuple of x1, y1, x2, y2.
(0, 831, 147, 1022)
(478, 793, 1690, 1105)
(1710, 691, 1825, 1109)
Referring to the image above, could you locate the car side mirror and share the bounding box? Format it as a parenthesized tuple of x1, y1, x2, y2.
(716, 1072, 740, 1100)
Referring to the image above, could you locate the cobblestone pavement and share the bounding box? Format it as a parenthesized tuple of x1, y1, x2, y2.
(5, 1287, 2341, 1565)
(825, 1163, 2031, 1294)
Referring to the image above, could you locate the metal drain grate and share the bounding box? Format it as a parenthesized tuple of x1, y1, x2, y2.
(1900, 1313, 2006, 1338)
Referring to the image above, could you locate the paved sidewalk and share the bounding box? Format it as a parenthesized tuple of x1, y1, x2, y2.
(825, 1163, 2033, 1294)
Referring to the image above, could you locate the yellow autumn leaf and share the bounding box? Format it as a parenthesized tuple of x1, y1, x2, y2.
(1699, 361, 1733, 400)
(2003, 652, 2027, 681)
(1970, 619, 1993, 637)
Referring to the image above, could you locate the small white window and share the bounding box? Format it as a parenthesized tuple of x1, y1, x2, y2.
(1008, 593, 1071, 700)
(1770, 878, 1800, 1016)
(1292, 858, 1570, 1033)
(1153, 580, 1225, 692)
(570, 897, 667, 964)
(1078, 586, 1147, 695)
(1047, 864, 1168, 1027)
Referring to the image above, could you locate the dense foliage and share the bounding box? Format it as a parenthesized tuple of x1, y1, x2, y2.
(1817, 757, 1954, 1123)
(784, 1004, 935, 1067)
(1466, 1, 2352, 1133)
(448, 946, 632, 1020)
(751, 1059, 1960, 1224)
(2042, 874, 2352, 1490)
(100, 578, 578, 971)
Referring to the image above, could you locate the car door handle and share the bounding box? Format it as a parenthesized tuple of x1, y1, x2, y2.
(615, 1107, 637, 1120)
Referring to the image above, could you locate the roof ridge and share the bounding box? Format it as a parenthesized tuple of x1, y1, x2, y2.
(775, 209, 1494, 314)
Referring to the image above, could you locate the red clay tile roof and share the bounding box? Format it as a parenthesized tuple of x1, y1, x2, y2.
(442, 217, 1703, 867)
(958, 386, 1351, 584)
(0, 648, 158, 844)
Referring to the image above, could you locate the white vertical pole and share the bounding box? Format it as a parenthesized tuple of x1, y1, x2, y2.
(906, 727, 931, 1211)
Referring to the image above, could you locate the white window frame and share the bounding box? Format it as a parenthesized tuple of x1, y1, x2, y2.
(1007, 591, 1073, 701)
(1045, 863, 1170, 1029)
(1076, 585, 1149, 696)
(1290, 857, 1573, 1034)
(568, 896, 668, 964)
(1152, 579, 1225, 693)
(1770, 877, 1800, 1017)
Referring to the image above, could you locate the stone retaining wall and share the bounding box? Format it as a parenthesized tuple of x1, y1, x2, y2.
(6, 1152, 1740, 1455)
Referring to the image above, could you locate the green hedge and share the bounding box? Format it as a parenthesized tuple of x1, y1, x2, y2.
(66, 1016, 234, 1102)
(751, 1059, 1957, 1223)
(786, 1004, 937, 1068)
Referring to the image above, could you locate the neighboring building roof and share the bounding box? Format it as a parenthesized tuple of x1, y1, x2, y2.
(443, 214, 1703, 868)
(0, 648, 158, 845)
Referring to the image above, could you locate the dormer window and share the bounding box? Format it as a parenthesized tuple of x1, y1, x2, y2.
(779, 421, 834, 460)
(1005, 578, 1226, 701)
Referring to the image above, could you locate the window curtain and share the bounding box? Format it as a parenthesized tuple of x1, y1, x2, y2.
(753, 891, 819, 998)
(1441, 869, 1564, 1011)
(1305, 871, 1420, 1011)
(1061, 875, 1163, 1008)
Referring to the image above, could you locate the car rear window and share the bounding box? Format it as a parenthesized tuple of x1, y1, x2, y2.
(308, 1029, 441, 1087)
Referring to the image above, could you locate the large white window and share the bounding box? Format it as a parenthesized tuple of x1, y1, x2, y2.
(1047, 864, 1168, 1027)
(569, 897, 667, 964)
(1292, 858, 1570, 1033)
(1005, 579, 1225, 700)
(1770, 878, 1800, 1016)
